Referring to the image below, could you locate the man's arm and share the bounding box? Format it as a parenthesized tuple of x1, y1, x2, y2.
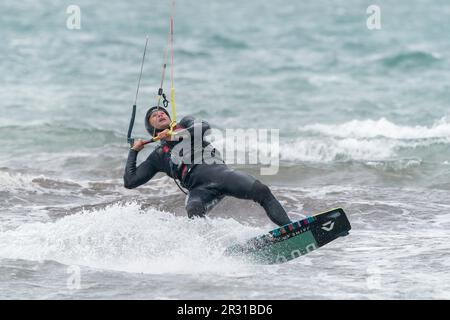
(124, 149, 160, 189)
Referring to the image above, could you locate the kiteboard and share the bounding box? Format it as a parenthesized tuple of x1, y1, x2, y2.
(225, 208, 351, 264)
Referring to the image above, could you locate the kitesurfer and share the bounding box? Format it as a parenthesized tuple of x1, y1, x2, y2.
(123, 107, 292, 226)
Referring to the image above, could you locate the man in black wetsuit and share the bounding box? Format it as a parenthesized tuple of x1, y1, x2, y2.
(123, 106, 292, 226)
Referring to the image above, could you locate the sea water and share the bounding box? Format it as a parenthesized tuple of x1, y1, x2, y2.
(0, 0, 449, 299)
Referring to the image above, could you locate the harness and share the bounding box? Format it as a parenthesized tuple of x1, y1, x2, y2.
(159, 142, 192, 195)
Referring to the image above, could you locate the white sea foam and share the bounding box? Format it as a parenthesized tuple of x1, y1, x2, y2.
(0, 202, 263, 275)
(0, 171, 42, 193)
(280, 137, 397, 162)
(205, 118, 450, 163)
(277, 117, 450, 162)
(299, 117, 450, 140)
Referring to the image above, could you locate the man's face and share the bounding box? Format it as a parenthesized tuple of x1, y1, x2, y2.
(149, 110, 171, 130)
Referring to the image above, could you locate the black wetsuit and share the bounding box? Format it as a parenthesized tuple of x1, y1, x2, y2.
(124, 116, 292, 226)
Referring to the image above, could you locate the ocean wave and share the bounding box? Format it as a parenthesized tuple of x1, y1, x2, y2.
(0, 123, 124, 148)
(363, 159, 423, 171)
(208, 118, 450, 164)
(280, 136, 450, 162)
(379, 50, 440, 69)
(280, 137, 396, 162)
(209, 34, 248, 49)
(299, 117, 450, 140)
(177, 48, 211, 58)
(273, 117, 450, 163)
(0, 170, 44, 193)
(0, 202, 263, 275)
(279, 136, 450, 164)
(0, 168, 106, 195)
(0, 169, 178, 199)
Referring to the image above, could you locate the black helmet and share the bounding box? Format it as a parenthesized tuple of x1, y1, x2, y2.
(145, 106, 171, 137)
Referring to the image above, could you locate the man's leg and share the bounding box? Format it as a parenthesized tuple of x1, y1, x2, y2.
(185, 187, 224, 219)
(216, 167, 292, 226)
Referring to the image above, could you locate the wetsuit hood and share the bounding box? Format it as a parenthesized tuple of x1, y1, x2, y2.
(145, 106, 171, 137)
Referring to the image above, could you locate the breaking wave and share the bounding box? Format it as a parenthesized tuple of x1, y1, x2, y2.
(0, 202, 265, 275)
